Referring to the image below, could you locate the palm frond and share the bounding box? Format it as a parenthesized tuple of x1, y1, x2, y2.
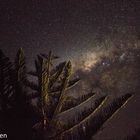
(59, 92, 96, 115)
(61, 96, 107, 130)
(52, 61, 72, 116)
(15, 48, 27, 82)
(49, 62, 66, 88)
(0, 49, 14, 110)
(50, 94, 132, 140)
(52, 96, 108, 140)
(49, 78, 80, 94)
(59, 93, 132, 140)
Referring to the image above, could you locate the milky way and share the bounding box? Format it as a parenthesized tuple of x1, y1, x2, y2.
(0, 0, 140, 139)
(0, 0, 139, 63)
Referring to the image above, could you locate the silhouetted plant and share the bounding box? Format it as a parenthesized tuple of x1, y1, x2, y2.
(26, 51, 79, 139)
(0, 49, 35, 140)
(0, 49, 134, 140)
(50, 93, 133, 140)
(0, 50, 13, 112)
(12, 48, 37, 140)
(11, 48, 28, 110)
(25, 51, 133, 140)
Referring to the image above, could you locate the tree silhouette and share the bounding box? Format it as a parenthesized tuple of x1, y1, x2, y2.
(11, 48, 28, 111)
(26, 51, 133, 140)
(0, 50, 13, 112)
(0, 49, 134, 140)
(0, 49, 34, 140)
(26, 51, 79, 138)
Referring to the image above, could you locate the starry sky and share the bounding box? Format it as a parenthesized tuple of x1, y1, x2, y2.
(0, 0, 140, 139)
(0, 0, 139, 65)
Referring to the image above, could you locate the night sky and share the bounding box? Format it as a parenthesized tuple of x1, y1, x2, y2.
(0, 0, 140, 139)
(0, 0, 139, 62)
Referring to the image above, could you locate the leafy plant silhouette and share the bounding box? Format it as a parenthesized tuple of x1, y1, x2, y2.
(26, 51, 79, 138)
(0, 48, 134, 140)
(0, 50, 13, 112)
(0, 49, 35, 140)
(26, 51, 133, 140)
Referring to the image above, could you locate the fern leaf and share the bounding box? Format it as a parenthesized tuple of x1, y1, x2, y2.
(49, 62, 66, 88)
(59, 92, 96, 115)
(60, 93, 132, 140)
